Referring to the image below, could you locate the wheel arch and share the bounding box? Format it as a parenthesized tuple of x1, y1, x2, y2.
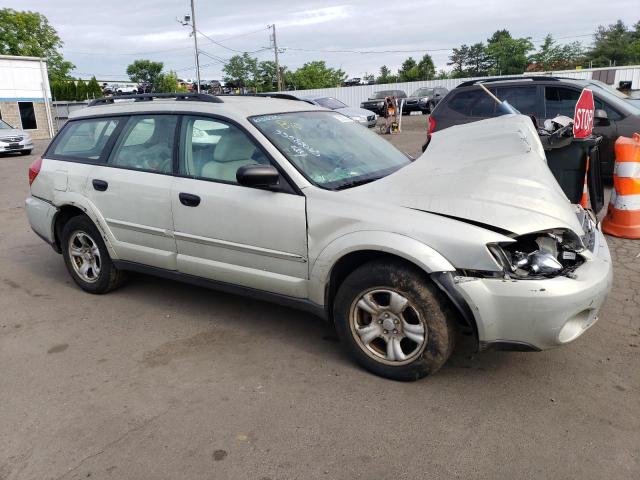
(52, 205, 86, 253)
(310, 232, 477, 341)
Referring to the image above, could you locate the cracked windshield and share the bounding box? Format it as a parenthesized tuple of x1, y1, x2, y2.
(250, 111, 410, 189)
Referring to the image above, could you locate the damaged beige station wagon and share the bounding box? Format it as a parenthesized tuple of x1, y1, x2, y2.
(25, 93, 613, 380)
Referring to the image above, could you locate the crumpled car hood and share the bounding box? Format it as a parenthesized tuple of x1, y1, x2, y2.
(354, 114, 584, 236)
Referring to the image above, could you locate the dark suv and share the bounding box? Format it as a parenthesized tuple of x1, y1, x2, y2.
(361, 90, 407, 115)
(425, 76, 640, 178)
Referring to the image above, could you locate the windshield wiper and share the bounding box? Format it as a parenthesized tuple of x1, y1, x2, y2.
(334, 176, 381, 190)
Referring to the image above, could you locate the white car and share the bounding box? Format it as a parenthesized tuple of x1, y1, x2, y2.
(25, 93, 613, 381)
(0, 119, 34, 155)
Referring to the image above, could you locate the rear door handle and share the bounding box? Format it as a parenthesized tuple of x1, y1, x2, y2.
(179, 192, 201, 207)
(92, 179, 108, 191)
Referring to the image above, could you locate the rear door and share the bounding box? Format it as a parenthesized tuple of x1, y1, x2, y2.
(436, 87, 497, 130)
(171, 115, 308, 298)
(495, 85, 542, 121)
(85, 114, 179, 270)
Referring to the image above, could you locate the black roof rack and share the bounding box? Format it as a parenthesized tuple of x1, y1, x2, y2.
(456, 76, 562, 88)
(87, 92, 223, 107)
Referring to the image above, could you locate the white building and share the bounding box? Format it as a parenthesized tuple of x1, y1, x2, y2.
(0, 55, 54, 139)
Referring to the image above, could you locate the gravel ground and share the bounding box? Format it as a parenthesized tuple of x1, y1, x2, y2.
(1, 120, 639, 480)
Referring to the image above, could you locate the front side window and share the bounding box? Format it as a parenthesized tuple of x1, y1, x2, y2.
(0, 119, 13, 129)
(250, 111, 410, 190)
(50, 118, 121, 162)
(109, 115, 178, 173)
(594, 98, 623, 121)
(180, 116, 270, 184)
(18, 102, 37, 130)
(544, 87, 580, 118)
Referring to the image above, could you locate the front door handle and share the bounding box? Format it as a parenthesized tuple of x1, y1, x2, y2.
(179, 192, 201, 207)
(92, 179, 108, 191)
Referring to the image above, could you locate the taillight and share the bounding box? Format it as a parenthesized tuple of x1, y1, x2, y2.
(427, 116, 437, 135)
(28, 157, 42, 186)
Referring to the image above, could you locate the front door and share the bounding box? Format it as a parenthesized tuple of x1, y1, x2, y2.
(171, 115, 308, 298)
(85, 114, 178, 270)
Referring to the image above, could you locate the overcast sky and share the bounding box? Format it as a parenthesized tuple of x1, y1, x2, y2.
(14, 0, 638, 82)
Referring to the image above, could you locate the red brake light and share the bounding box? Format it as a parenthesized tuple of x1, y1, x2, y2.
(28, 157, 42, 186)
(427, 116, 437, 135)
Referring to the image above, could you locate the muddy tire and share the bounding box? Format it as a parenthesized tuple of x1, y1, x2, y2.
(61, 215, 126, 294)
(333, 259, 456, 381)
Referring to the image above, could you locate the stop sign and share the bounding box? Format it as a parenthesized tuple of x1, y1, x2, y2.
(573, 88, 595, 139)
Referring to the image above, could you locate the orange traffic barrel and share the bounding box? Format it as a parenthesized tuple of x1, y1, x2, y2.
(602, 133, 640, 239)
(579, 156, 590, 209)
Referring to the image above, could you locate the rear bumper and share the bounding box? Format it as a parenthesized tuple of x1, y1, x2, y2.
(453, 228, 613, 350)
(25, 196, 57, 246)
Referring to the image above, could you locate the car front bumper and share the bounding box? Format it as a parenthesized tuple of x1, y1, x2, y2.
(0, 138, 33, 153)
(453, 227, 613, 351)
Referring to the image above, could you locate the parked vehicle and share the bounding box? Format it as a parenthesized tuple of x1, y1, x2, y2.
(403, 87, 449, 114)
(0, 119, 33, 155)
(304, 96, 377, 127)
(344, 78, 362, 87)
(361, 90, 407, 115)
(25, 93, 612, 381)
(424, 76, 640, 178)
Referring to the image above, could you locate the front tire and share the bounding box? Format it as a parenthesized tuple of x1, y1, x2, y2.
(333, 260, 455, 381)
(61, 215, 126, 294)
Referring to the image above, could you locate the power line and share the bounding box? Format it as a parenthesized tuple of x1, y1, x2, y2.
(196, 28, 271, 54)
(65, 46, 193, 56)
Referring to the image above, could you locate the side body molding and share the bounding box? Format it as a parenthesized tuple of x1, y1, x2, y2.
(307, 230, 456, 306)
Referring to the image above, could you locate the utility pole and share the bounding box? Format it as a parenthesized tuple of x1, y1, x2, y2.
(190, 0, 201, 93)
(270, 24, 282, 91)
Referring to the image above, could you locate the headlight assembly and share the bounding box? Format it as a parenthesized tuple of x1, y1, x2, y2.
(488, 229, 585, 279)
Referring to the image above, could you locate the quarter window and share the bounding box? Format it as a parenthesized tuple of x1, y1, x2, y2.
(179, 116, 270, 184)
(50, 118, 121, 162)
(109, 115, 178, 174)
(18, 102, 37, 130)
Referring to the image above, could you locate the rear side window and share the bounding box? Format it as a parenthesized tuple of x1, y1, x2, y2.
(496, 86, 538, 117)
(109, 115, 178, 174)
(447, 89, 496, 117)
(49, 118, 121, 162)
(544, 87, 580, 118)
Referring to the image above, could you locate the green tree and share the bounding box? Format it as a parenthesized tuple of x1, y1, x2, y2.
(87, 76, 102, 98)
(377, 65, 397, 84)
(155, 71, 186, 93)
(64, 80, 76, 101)
(587, 20, 640, 67)
(398, 57, 419, 82)
(288, 61, 345, 89)
(75, 78, 87, 101)
(530, 34, 584, 71)
(0, 8, 74, 80)
(257, 60, 278, 92)
(447, 45, 469, 78)
(465, 43, 491, 77)
(223, 53, 259, 88)
(126, 59, 164, 87)
(435, 69, 450, 80)
(485, 29, 533, 75)
(417, 54, 436, 80)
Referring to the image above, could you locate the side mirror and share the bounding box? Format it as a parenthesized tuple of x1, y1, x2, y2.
(594, 109, 610, 126)
(236, 164, 280, 188)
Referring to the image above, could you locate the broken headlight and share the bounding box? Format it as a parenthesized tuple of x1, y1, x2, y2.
(488, 229, 585, 279)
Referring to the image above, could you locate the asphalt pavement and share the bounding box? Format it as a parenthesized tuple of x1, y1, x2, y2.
(1, 118, 638, 479)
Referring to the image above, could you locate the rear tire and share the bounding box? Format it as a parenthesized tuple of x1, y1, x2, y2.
(333, 259, 456, 381)
(61, 215, 126, 294)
